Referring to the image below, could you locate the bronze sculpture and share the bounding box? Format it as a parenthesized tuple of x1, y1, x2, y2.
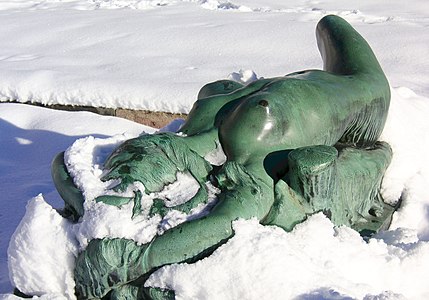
(49, 15, 395, 299)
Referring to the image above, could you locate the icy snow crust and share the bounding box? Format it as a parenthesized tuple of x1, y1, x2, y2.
(0, 0, 428, 112)
(0, 0, 429, 299)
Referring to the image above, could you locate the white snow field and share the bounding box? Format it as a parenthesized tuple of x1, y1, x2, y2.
(0, 0, 429, 299)
(0, 0, 428, 111)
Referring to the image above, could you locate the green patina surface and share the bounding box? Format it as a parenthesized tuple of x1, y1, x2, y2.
(49, 15, 395, 299)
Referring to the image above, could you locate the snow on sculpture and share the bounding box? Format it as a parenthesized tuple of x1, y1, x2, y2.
(42, 14, 395, 299)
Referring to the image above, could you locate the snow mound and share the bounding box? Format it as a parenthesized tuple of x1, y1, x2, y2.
(146, 215, 429, 299)
(380, 87, 429, 240)
(227, 69, 259, 85)
(7, 196, 78, 299)
(381, 87, 429, 205)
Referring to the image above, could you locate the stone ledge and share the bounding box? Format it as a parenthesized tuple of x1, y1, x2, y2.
(115, 108, 186, 129)
(2, 101, 187, 129)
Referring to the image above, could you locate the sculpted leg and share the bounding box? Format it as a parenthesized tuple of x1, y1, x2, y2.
(333, 142, 395, 233)
(74, 161, 275, 298)
(285, 143, 394, 234)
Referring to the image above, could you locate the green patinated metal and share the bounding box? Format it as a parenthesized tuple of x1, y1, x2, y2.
(49, 15, 395, 299)
(286, 142, 394, 232)
(51, 152, 84, 221)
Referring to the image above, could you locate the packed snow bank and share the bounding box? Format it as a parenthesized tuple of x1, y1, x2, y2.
(0, 103, 151, 293)
(147, 215, 429, 299)
(4, 86, 429, 299)
(5, 121, 220, 297)
(8, 196, 78, 299)
(0, 0, 427, 112)
(380, 87, 429, 240)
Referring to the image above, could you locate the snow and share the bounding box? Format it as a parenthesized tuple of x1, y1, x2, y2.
(62, 133, 220, 249)
(0, 0, 429, 299)
(143, 87, 429, 299)
(146, 216, 429, 299)
(0, 0, 428, 112)
(8, 196, 78, 299)
(0, 103, 150, 293)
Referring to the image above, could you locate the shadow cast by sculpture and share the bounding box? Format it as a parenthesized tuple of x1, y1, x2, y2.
(49, 15, 395, 299)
